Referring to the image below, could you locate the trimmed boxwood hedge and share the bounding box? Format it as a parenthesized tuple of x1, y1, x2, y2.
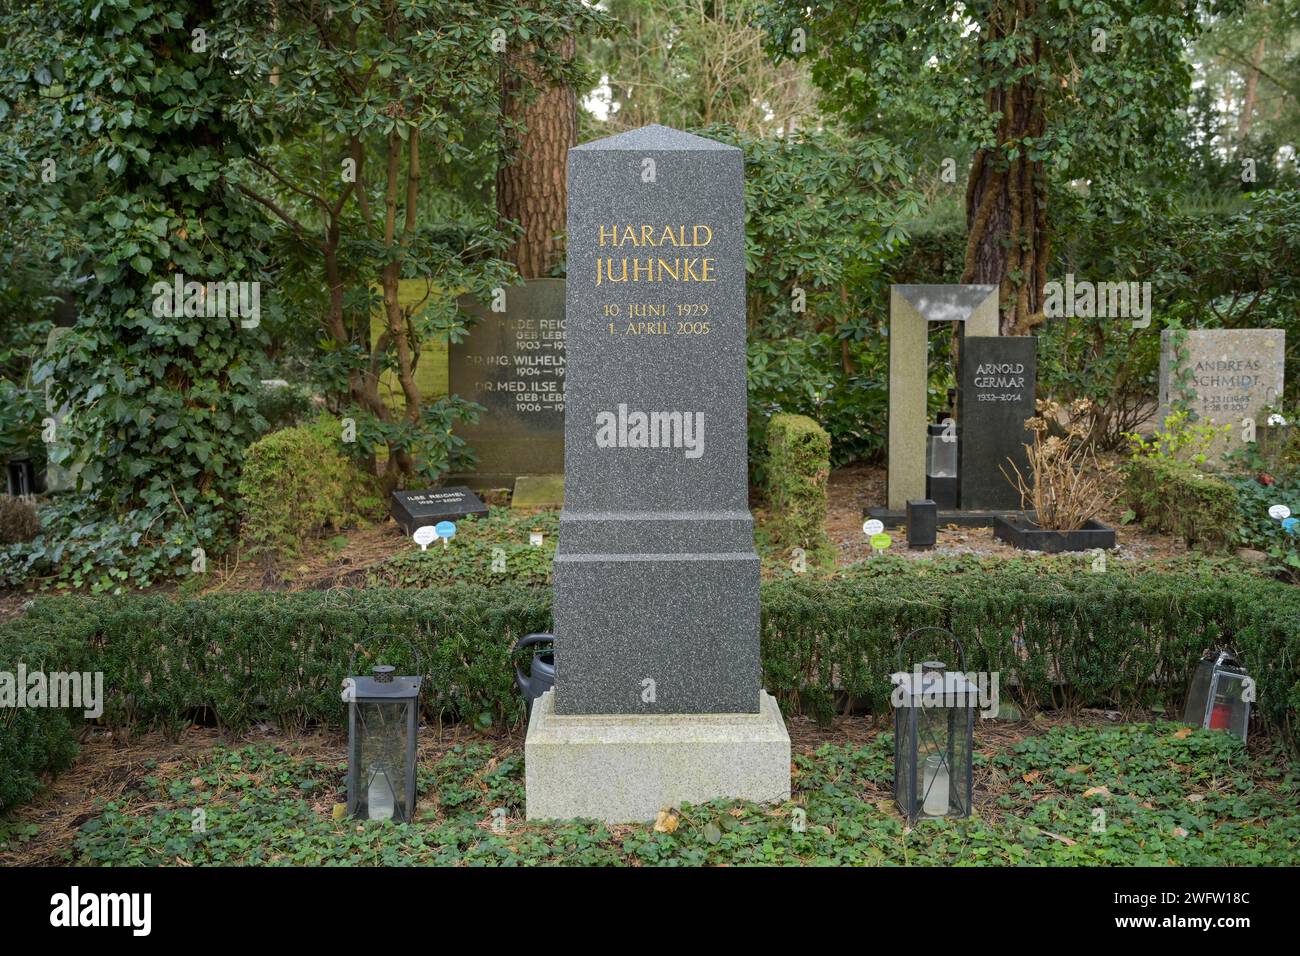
(1124, 457, 1239, 550)
(765, 413, 833, 558)
(3, 566, 1299, 811)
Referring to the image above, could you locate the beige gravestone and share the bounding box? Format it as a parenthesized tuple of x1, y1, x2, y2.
(887, 285, 999, 511)
(1157, 329, 1286, 455)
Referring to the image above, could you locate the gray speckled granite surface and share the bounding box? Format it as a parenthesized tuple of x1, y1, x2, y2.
(554, 125, 759, 715)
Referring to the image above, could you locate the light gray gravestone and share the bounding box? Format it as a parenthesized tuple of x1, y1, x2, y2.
(1158, 329, 1285, 453)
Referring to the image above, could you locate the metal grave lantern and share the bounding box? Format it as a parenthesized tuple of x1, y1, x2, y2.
(892, 627, 976, 821)
(346, 661, 421, 822)
(1182, 649, 1251, 743)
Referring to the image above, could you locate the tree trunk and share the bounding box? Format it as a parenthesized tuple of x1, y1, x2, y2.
(498, 34, 577, 279)
(961, 1, 1049, 337)
(1236, 37, 1266, 142)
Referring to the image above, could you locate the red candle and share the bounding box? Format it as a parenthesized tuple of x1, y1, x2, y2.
(1209, 702, 1231, 730)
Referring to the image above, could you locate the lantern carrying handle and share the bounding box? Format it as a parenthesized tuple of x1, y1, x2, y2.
(897, 626, 966, 673)
(348, 631, 423, 678)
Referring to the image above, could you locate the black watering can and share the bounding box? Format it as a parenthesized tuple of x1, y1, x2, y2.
(513, 633, 555, 712)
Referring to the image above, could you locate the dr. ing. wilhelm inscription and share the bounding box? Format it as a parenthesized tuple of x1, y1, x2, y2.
(971, 362, 1027, 402)
(595, 223, 717, 339)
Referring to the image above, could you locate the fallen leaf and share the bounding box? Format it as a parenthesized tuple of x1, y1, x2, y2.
(1187, 793, 1204, 803)
(653, 810, 679, 833)
(1173, 727, 1193, 740)
(1065, 765, 1088, 774)
(1022, 771, 1041, 783)
(1083, 785, 1111, 798)
(190, 777, 206, 790)
(1042, 830, 1077, 846)
(332, 803, 347, 821)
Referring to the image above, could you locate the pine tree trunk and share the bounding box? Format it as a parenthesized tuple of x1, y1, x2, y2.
(961, 1, 1050, 336)
(498, 35, 576, 279)
(1236, 37, 1266, 142)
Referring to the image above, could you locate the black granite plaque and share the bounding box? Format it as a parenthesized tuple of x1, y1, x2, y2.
(957, 336, 1037, 511)
(390, 486, 488, 535)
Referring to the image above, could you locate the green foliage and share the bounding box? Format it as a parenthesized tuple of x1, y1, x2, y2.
(66, 725, 1299, 866)
(0, 611, 95, 811)
(0, 495, 230, 593)
(4, 562, 1300, 811)
(366, 508, 558, 589)
(237, 416, 378, 559)
(764, 414, 834, 562)
(586, 0, 816, 137)
(1121, 410, 1241, 550)
(1123, 457, 1239, 550)
(250, 382, 316, 434)
(703, 125, 918, 466)
(1223, 474, 1300, 582)
(0, 377, 47, 469)
(748, 334, 891, 471)
(757, 0, 1208, 277)
(0, 0, 273, 583)
(1127, 409, 1232, 467)
(222, 0, 613, 484)
(0, 495, 40, 545)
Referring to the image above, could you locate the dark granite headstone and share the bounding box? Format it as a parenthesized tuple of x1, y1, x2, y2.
(957, 336, 1037, 511)
(553, 124, 759, 715)
(448, 278, 566, 488)
(390, 486, 488, 535)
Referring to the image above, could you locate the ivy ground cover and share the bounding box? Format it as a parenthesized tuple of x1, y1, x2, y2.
(12, 721, 1294, 867)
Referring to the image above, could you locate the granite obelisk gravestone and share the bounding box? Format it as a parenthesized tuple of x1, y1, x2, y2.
(525, 124, 790, 822)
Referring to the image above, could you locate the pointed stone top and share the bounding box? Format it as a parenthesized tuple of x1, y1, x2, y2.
(894, 284, 998, 324)
(572, 124, 737, 153)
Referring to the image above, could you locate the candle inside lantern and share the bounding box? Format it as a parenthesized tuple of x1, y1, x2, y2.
(922, 753, 950, 817)
(1209, 702, 1231, 730)
(367, 764, 396, 821)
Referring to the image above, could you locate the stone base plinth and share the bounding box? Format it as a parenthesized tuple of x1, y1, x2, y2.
(524, 689, 791, 822)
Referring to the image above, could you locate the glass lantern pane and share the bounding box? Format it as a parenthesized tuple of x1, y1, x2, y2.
(927, 432, 957, 478)
(947, 706, 972, 816)
(1210, 673, 1250, 742)
(917, 705, 954, 819)
(1182, 660, 1215, 727)
(894, 706, 915, 817)
(356, 700, 411, 822)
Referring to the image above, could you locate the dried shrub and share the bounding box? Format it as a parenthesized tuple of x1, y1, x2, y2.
(1004, 398, 1117, 531)
(0, 495, 41, 545)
